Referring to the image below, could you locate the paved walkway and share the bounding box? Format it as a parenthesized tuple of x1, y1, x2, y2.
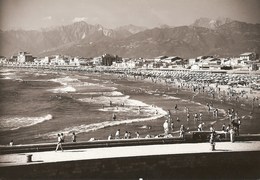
(0, 141, 260, 167)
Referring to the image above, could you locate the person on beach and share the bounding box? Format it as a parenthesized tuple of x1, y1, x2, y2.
(115, 129, 120, 139)
(175, 104, 178, 111)
(222, 124, 226, 132)
(187, 113, 190, 122)
(210, 125, 214, 132)
(198, 123, 203, 131)
(163, 120, 169, 134)
(170, 122, 174, 132)
(72, 132, 76, 142)
(112, 113, 117, 121)
(124, 131, 128, 139)
(194, 113, 198, 122)
(179, 125, 185, 138)
(128, 132, 131, 139)
(55, 134, 63, 152)
(9, 140, 13, 146)
(108, 134, 112, 140)
(135, 132, 140, 138)
(176, 117, 180, 123)
(199, 112, 203, 121)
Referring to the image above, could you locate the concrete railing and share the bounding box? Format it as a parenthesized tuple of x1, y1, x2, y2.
(1, 133, 260, 155)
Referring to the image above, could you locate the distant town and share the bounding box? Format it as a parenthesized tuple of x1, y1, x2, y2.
(0, 51, 259, 72)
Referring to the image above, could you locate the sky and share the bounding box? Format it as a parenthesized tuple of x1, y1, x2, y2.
(0, 0, 259, 30)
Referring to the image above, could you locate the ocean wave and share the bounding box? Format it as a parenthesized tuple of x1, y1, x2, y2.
(103, 91, 123, 96)
(0, 114, 53, 131)
(49, 86, 76, 93)
(79, 95, 130, 105)
(35, 107, 167, 139)
(0, 77, 12, 80)
(49, 76, 80, 86)
(162, 94, 180, 100)
(0, 72, 15, 76)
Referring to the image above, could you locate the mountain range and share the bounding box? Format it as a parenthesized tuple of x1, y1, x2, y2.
(0, 17, 259, 59)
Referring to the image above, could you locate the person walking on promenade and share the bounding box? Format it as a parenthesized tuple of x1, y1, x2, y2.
(55, 134, 63, 152)
(60, 133, 65, 143)
(210, 130, 216, 151)
(230, 128, 235, 143)
(72, 132, 76, 142)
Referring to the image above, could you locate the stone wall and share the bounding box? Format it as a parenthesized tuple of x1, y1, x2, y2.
(1, 151, 259, 179)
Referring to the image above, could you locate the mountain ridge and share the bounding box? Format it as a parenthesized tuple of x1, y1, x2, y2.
(0, 18, 259, 58)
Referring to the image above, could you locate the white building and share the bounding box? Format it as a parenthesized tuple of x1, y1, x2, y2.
(17, 52, 34, 63)
(112, 59, 136, 68)
(69, 57, 80, 66)
(34, 57, 50, 65)
(240, 52, 256, 61)
(161, 56, 182, 64)
(154, 56, 168, 62)
(49, 55, 67, 66)
(91, 57, 102, 66)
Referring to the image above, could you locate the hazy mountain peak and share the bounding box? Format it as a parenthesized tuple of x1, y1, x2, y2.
(115, 24, 147, 34)
(192, 17, 234, 29)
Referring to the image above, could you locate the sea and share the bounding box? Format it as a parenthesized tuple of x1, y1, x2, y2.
(0, 68, 168, 145)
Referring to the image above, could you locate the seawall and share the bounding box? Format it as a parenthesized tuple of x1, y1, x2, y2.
(0, 141, 260, 179)
(0, 150, 259, 179)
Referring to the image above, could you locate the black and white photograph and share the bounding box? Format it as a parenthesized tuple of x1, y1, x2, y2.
(0, 0, 260, 179)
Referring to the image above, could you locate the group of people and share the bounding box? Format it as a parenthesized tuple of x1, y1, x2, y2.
(108, 129, 141, 140)
(55, 132, 76, 152)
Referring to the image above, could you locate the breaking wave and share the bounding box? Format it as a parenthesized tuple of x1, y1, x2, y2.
(0, 114, 53, 131)
(49, 86, 76, 93)
(36, 107, 167, 139)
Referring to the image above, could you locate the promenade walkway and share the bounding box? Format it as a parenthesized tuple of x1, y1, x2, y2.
(1, 141, 260, 167)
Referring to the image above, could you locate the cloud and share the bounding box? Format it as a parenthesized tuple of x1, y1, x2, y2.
(43, 16, 52, 20)
(72, 17, 88, 23)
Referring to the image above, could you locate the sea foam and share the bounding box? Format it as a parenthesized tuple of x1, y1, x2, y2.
(36, 107, 167, 139)
(0, 114, 53, 131)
